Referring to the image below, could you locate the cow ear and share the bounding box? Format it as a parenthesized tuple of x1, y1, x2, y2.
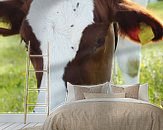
(115, 1, 163, 44)
(0, 0, 26, 36)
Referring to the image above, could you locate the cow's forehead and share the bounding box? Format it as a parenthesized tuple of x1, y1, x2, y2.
(27, 0, 94, 50)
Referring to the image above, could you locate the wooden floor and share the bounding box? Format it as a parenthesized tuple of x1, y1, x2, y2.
(0, 122, 43, 130)
(0, 114, 46, 130)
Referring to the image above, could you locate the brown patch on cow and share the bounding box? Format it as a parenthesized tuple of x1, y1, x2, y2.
(63, 23, 115, 85)
(0, 0, 27, 36)
(21, 0, 33, 14)
(93, 0, 117, 23)
(20, 20, 43, 88)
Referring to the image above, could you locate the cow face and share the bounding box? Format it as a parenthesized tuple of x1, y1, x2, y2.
(63, 23, 114, 85)
(0, 0, 162, 110)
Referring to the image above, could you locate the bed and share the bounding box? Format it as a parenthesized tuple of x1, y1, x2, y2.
(22, 83, 163, 130)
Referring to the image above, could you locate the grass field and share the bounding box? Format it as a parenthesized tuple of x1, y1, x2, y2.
(0, 2, 163, 112)
(0, 35, 37, 113)
(140, 2, 163, 106)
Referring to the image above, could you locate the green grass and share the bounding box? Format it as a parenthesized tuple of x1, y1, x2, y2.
(0, 2, 163, 112)
(140, 42, 163, 107)
(148, 1, 163, 20)
(140, 2, 163, 107)
(0, 35, 37, 113)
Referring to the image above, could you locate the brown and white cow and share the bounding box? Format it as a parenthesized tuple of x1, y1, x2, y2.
(0, 0, 162, 110)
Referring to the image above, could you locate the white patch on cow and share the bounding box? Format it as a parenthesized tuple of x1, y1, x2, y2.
(27, 0, 94, 111)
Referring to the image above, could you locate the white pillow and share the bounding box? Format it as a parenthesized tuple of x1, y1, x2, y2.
(111, 84, 140, 99)
(111, 83, 149, 101)
(66, 82, 112, 102)
(84, 93, 126, 99)
(138, 83, 149, 102)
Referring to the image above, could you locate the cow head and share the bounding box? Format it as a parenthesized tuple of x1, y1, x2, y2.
(63, 23, 115, 85)
(0, 0, 162, 110)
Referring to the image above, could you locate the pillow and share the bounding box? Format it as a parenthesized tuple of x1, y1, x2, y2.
(66, 82, 111, 102)
(84, 92, 126, 99)
(138, 83, 149, 102)
(111, 84, 140, 99)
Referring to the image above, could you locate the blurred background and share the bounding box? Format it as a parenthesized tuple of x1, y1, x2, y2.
(0, 0, 163, 113)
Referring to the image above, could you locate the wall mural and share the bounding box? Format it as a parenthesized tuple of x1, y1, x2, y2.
(0, 0, 162, 112)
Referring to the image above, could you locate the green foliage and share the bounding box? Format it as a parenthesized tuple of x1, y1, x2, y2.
(140, 2, 163, 107)
(140, 42, 163, 107)
(158, 0, 163, 2)
(0, 35, 37, 113)
(147, 1, 163, 20)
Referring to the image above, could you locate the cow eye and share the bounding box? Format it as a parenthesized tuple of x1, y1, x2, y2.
(96, 38, 105, 48)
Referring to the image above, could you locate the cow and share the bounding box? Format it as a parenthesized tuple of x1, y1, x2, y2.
(0, 0, 162, 111)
